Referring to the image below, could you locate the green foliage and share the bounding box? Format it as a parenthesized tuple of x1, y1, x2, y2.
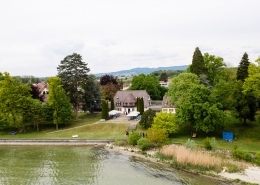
(82, 74, 101, 113)
(203, 53, 226, 86)
(147, 127, 168, 145)
(237, 52, 250, 82)
(0, 72, 35, 130)
(152, 112, 178, 134)
(139, 109, 156, 128)
(243, 60, 260, 99)
(159, 72, 168, 82)
(185, 139, 197, 149)
(232, 80, 257, 125)
(232, 147, 253, 162)
(129, 74, 162, 100)
(47, 77, 74, 130)
(190, 47, 207, 76)
(167, 72, 228, 133)
(99, 74, 121, 100)
(101, 100, 109, 120)
(211, 80, 235, 110)
(128, 132, 141, 146)
(203, 137, 219, 151)
(137, 138, 151, 151)
(254, 152, 260, 165)
(57, 53, 90, 119)
(167, 73, 200, 103)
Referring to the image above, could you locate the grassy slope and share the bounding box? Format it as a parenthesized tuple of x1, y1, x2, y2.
(0, 112, 260, 152)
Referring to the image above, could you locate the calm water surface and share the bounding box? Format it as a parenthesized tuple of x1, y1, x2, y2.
(0, 146, 229, 185)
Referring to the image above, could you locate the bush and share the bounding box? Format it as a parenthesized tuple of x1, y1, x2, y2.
(137, 138, 151, 151)
(147, 127, 168, 146)
(203, 137, 218, 151)
(254, 152, 260, 165)
(185, 139, 197, 149)
(232, 147, 253, 162)
(128, 132, 141, 146)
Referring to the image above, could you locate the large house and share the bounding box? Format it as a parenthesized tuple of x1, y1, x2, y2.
(161, 96, 176, 113)
(113, 90, 151, 114)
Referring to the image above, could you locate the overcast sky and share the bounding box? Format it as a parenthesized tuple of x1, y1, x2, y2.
(1, 0, 260, 77)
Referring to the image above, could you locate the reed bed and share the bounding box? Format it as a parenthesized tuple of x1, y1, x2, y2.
(160, 145, 223, 170)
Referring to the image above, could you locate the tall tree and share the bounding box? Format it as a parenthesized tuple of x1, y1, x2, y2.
(57, 53, 90, 119)
(47, 77, 73, 130)
(129, 74, 162, 100)
(243, 58, 260, 99)
(159, 72, 168, 82)
(99, 74, 121, 100)
(190, 47, 208, 76)
(232, 80, 256, 125)
(139, 109, 156, 129)
(82, 74, 101, 113)
(237, 52, 250, 82)
(0, 72, 34, 131)
(167, 73, 227, 133)
(101, 100, 109, 120)
(203, 53, 226, 86)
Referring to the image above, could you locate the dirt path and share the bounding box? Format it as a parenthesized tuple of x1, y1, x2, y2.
(46, 114, 139, 134)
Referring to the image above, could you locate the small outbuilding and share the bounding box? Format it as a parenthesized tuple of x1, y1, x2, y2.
(222, 131, 234, 142)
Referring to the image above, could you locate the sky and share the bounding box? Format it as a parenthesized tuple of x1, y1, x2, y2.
(0, 0, 260, 77)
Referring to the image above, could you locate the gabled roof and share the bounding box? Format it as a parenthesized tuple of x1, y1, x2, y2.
(123, 93, 136, 103)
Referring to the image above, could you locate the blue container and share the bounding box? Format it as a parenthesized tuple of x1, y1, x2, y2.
(222, 131, 234, 142)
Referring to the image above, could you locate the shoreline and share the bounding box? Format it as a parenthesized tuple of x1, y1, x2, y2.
(105, 144, 260, 185)
(0, 139, 113, 145)
(1, 139, 260, 184)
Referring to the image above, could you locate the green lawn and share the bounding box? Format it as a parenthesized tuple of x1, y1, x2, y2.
(0, 113, 128, 140)
(1, 112, 260, 153)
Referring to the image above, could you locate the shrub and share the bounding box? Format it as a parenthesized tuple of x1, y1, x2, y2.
(128, 132, 141, 146)
(203, 137, 219, 151)
(137, 138, 151, 151)
(147, 127, 168, 146)
(254, 152, 260, 165)
(185, 139, 197, 149)
(232, 147, 253, 162)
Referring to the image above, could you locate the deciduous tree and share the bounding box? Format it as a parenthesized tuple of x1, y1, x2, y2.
(99, 74, 121, 100)
(152, 112, 178, 134)
(139, 109, 156, 128)
(46, 77, 74, 130)
(129, 74, 162, 100)
(0, 72, 34, 131)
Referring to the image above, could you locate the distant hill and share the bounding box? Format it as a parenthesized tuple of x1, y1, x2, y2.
(94, 65, 188, 77)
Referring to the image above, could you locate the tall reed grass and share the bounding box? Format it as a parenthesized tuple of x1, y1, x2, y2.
(160, 145, 223, 171)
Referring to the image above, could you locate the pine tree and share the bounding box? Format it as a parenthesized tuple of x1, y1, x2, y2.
(237, 52, 250, 82)
(190, 47, 207, 76)
(57, 53, 90, 120)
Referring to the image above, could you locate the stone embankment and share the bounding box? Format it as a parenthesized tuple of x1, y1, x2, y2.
(0, 139, 114, 145)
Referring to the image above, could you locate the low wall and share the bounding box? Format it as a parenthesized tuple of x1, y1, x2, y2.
(0, 139, 114, 145)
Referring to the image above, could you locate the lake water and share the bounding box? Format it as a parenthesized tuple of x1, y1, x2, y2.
(0, 146, 229, 185)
